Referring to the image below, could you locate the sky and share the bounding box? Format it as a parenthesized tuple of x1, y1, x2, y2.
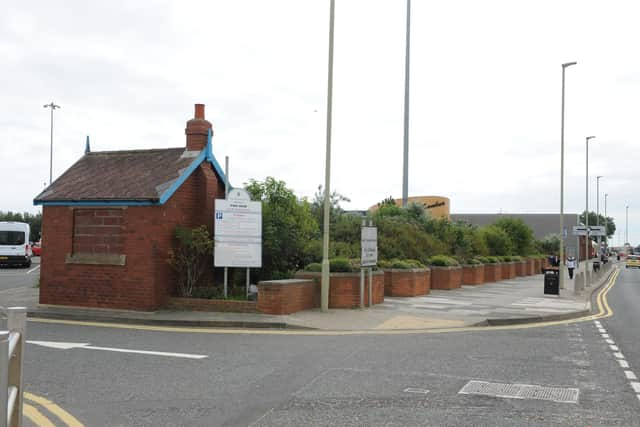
(1, 0, 638, 246)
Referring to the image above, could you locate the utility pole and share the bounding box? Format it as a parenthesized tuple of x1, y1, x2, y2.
(43, 102, 61, 185)
(401, 0, 411, 207)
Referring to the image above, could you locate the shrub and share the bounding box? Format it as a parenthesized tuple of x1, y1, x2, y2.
(167, 225, 213, 297)
(330, 257, 355, 272)
(465, 258, 482, 265)
(475, 256, 490, 264)
(511, 255, 523, 262)
(500, 255, 513, 262)
(485, 256, 500, 263)
(428, 255, 459, 267)
(386, 259, 425, 269)
(304, 262, 322, 272)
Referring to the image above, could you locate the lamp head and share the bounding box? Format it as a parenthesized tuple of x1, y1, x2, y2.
(586, 136, 596, 142)
(562, 61, 578, 68)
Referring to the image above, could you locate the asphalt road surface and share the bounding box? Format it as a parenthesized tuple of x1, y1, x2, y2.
(4, 266, 640, 426)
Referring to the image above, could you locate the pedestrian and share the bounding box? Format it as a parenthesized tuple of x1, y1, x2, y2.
(567, 256, 576, 279)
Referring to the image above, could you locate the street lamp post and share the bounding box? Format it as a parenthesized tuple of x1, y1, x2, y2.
(43, 102, 61, 185)
(585, 136, 595, 289)
(559, 61, 576, 290)
(604, 193, 608, 246)
(596, 175, 603, 259)
(401, 0, 411, 208)
(320, 0, 336, 312)
(626, 205, 629, 245)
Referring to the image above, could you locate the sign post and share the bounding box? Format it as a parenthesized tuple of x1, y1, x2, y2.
(360, 220, 377, 308)
(214, 188, 262, 299)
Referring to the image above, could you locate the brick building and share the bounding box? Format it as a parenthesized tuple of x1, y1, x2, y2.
(34, 104, 226, 310)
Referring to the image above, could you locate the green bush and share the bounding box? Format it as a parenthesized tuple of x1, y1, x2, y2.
(485, 256, 500, 263)
(304, 262, 322, 272)
(330, 257, 355, 272)
(385, 259, 425, 269)
(500, 255, 512, 262)
(511, 255, 523, 262)
(475, 256, 490, 264)
(428, 255, 459, 267)
(465, 258, 482, 265)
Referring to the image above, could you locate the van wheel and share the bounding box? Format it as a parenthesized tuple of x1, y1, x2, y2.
(25, 260, 32, 268)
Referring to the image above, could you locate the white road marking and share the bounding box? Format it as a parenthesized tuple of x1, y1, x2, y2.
(631, 382, 640, 393)
(614, 352, 625, 359)
(601, 334, 610, 338)
(598, 328, 606, 333)
(27, 340, 207, 359)
(605, 339, 615, 344)
(610, 345, 620, 351)
(27, 265, 40, 274)
(619, 360, 630, 369)
(594, 321, 601, 326)
(624, 371, 637, 380)
(403, 387, 430, 394)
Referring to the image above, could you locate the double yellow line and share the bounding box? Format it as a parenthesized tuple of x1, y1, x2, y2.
(22, 392, 84, 427)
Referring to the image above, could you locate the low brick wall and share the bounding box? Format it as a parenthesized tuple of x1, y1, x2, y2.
(166, 297, 259, 313)
(295, 271, 385, 308)
(484, 263, 501, 282)
(525, 259, 535, 275)
(462, 264, 484, 285)
(430, 266, 462, 290)
(384, 268, 431, 297)
(502, 262, 517, 279)
(515, 261, 527, 276)
(257, 279, 318, 315)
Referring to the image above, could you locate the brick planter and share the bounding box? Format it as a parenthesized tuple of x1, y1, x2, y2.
(295, 271, 384, 308)
(515, 261, 527, 276)
(484, 263, 501, 282)
(430, 266, 462, 290)
(462, 264, 484, 285)
(383, 268, 430, 297)
(525, 259, 535, 275)
(501, 262, 517, 279)
(165, 297, 259, 313)
(257, 279, 318, 315)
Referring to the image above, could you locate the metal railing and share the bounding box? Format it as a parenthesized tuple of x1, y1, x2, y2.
(1, 307, 26, 427)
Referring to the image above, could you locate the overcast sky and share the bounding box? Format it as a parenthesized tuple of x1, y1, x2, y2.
(1, 0, 638, 246)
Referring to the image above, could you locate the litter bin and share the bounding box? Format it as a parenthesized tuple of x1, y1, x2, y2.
(543, 268, 559, 295)
(593, 261, 600, 273)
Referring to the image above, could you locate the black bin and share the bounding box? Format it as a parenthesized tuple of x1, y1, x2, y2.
(543, 268, 559, 295)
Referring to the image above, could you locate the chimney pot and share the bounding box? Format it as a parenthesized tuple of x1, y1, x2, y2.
(195, 104, 205, 120)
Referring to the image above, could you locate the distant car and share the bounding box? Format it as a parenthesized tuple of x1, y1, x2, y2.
(626, 254, 640, 269)
(32, 243, 41, 257)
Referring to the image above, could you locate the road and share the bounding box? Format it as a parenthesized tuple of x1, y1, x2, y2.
(2, 265, 640, 426)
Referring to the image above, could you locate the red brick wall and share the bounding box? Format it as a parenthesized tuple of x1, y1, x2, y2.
(384, 269, 431, 297)
(257, 279, 319, 315)
(515, 261, 527, 276)
(484, 263, 501, 282)
(40, 163, 225, 311)
(295, 272, 385, 308)
(462, 265, 484, 285)
(72, 208, 125, 254)
(430, 267, 462, 290)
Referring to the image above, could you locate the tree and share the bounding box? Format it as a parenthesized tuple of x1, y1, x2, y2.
(310, 185, 351, 226)
(167, 225, 213, 297)
(493, 217, 535, 255)
(245, 177, 319, 280)
(579, 211, 616, 241)
(538, 233, 560, 254)
(480, 225, 513, 256)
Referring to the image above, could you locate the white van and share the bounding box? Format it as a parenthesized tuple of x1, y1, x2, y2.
(0, 221, 32, 267)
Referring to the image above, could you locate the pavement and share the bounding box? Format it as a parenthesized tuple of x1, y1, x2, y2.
(2, 260, 618, 331)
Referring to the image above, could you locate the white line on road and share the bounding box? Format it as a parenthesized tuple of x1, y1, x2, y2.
(606, 339, 615, 344)
(625, 371, 637, 380)
(403, 387, 430, 394)
(631, 382, 640, 393)
(27, 265, 41, 274)
(614, 352, 625, 359)
(601, 334, 610, 338)
(27, 340, 207, 359)
(610, 345, 620, 351)
(598, 328, 607, 333)
(619, 360, 630, 369)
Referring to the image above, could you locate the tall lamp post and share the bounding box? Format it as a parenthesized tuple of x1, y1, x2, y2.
(43, 102, 61, 185)
(401, 0, 411, 207)
(604, 193, 608, 247)
(320, 0, 336, 312)
(559, 61, 576, 290)
(596, 175, 603, 259)
(584, 136, 595, 289)
(626, 205, 629, 245)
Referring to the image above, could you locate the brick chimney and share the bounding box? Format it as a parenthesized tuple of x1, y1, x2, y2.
(185, 103, 213, 151)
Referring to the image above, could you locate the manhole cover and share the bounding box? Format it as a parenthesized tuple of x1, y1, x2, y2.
(459, 381, 579, 404)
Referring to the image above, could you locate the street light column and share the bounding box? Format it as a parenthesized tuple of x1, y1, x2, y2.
(401, 0, 411, 208)
(320, 0, 336, 312)
(597, 175, 603, 260)
(559, 61, 576, 290)
(626, 205, 629, 245)
(43, 102, 60, 185)
(585, 136, 595, 289)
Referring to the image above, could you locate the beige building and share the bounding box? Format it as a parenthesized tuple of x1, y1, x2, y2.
(369, 196, 450, 219)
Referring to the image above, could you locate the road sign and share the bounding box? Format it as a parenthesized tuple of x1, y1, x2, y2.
(572, 226, 588, 236)
(214, 189, 262, 268)
(361, 226, 378, 267)
(589, 226, 606, 236)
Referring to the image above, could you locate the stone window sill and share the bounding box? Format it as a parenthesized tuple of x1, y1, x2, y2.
(65, 253, 126, 266)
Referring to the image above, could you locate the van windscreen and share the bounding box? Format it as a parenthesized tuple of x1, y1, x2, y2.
(0, 231, 25, 245)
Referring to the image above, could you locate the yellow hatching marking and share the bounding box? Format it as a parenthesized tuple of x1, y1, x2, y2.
(24, 392, 85, 427)
(23, 403, 56, 427)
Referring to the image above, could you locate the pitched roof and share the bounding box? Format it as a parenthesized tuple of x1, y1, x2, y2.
(34, 146, 222, 205)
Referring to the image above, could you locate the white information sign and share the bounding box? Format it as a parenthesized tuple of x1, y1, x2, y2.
(572, 226, 588, 236)
(572, 225, 606, 237)
(589, 226, 606, 236)
(214, 190, 262, 268)
(361, 226, 378, 267)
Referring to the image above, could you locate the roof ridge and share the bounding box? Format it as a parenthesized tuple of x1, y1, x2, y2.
(88, 147, 186, 155)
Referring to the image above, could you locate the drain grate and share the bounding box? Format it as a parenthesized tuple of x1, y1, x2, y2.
(459, 380, 579, 404)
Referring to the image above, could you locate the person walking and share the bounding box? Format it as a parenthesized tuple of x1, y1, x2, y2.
(567, 256, 577, 280)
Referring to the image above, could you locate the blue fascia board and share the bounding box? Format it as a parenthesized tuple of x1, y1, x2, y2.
(35, 199, 158, 207)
